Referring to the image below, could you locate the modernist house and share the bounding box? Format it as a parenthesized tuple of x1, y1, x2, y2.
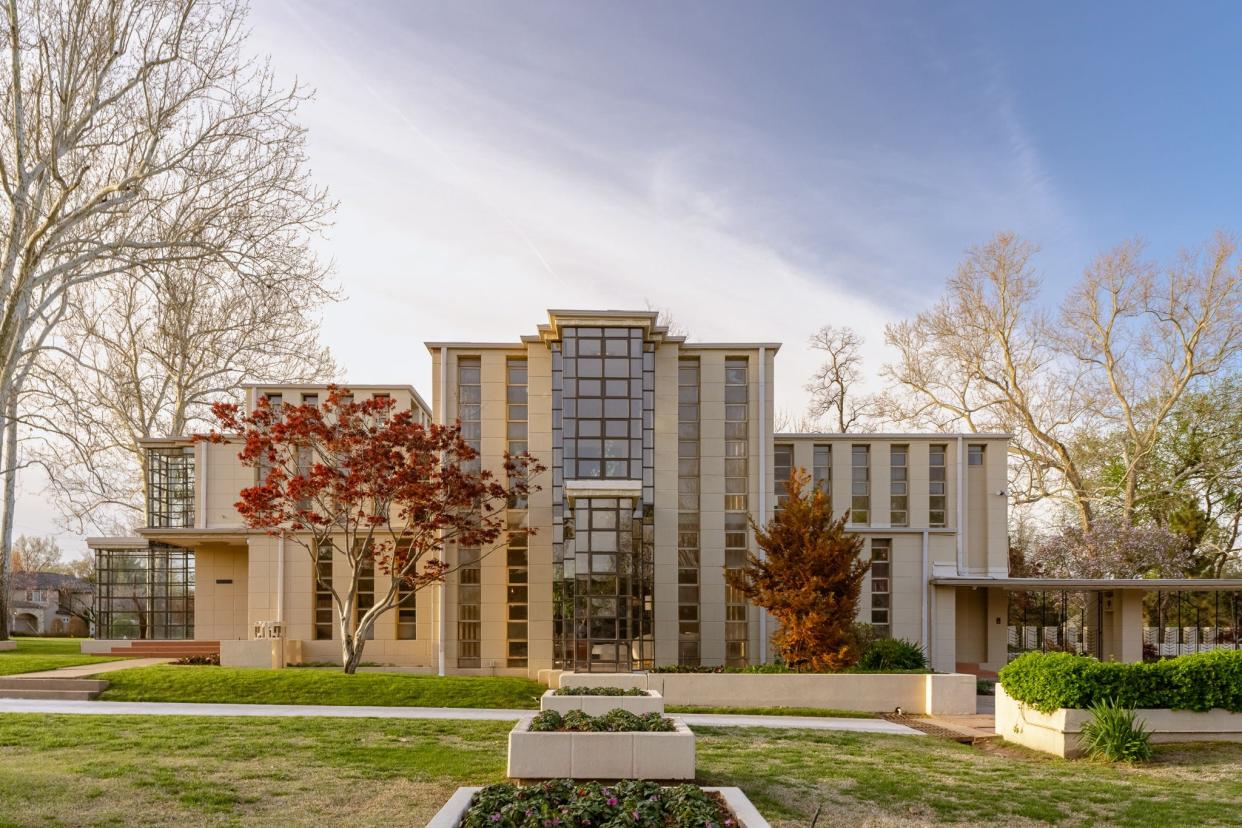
(87, 309, 1242, 675)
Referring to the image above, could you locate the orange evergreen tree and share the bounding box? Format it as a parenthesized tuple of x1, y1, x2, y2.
(727, 467, 870, 671)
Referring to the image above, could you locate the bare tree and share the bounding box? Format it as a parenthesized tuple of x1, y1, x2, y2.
(1056, 233, 1242, 525)
(881, 231, 1242, 533)
(0, 0, 334, 637)
(805, 325, 875, 432)
(645, 299, 689, 338)
(11, 534, 61, 572)
(879, 233, 1098, 528)
(29, 255, 337, 534)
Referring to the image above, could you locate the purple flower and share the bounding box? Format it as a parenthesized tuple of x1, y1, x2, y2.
(607, 798, 618, 807)
(490, 814, 500, 823)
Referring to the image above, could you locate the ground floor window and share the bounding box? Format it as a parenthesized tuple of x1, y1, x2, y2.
(1143, 591, 1240, 659)
(95, 543, 194, 639)
(1007, 590, 1098, 659)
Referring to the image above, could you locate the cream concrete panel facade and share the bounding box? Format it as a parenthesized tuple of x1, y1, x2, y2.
(193, 544, 248, 640)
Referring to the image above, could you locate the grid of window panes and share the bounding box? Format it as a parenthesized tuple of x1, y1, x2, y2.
(929, 444, 947, 527)
(457, 357, 483, 667)
(95, 543, 194, 639)
(724, 357, 750, 667)
(870, 539, 891, 638)
(677, 359, 701, 666)
(551, 326, 655, 670)
(968, 444, 985, 466)
(506, 358, 529, 667)
(890, 445, 909, 527)
(313, 541, 333, 639)
(354, 546, 374, 641)
(851, 445, 870, 524)
(146, 446, 195, 528)
(773, 444, 793, 509)
(396, 580, 417, 639)
(813, 444, 831, 495)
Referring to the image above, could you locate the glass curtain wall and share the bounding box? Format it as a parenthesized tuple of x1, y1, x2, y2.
(552, 326, 655, 671)
(95, 544, 194, 639)
(147, 446, 195, 528)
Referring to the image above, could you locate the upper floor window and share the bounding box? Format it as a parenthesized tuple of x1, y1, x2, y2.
(890, 445, 908, 527)
(263, 392, 283, 415)
(813, 445, 831, 495)
(301, 393, 319, 407)
(968, 444, 985, 466)
(773, 444, 793, 508)
(457, 357, 482, 474)
(929, 443, 947, 528)
(850, 445, 870, 524)
(147, 446, 195, 528)
(561, 327, 645, 480)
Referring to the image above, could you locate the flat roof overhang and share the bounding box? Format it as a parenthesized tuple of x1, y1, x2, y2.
(932, 576, 1242, 592)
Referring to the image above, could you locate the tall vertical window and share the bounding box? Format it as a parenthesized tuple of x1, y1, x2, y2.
(890, 445, 909, 527)
(457, 546, 482, 668)
(396, 581, 417, 640)
(146, 446, 195, 528)
(870, 539, 891, 638)
(457, 356, 483, 667)
(264, 392, 283, 415)
(851, 445, 870, 524)
(813, 444, 831, 495)
(677, 359, 701, 665)
(561, 328, 644, 480)
(724, 357, 749, 666)
(313, 541, 333, 640)
(356, 552, 374, 641)
(929, 444, 947, 528)
(968, 444, 985, 465)
(773, 444, 793, 509)
(506, 358, 529, 667)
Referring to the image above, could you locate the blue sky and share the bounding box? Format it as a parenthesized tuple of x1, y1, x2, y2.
(21, 1, 1242, 545)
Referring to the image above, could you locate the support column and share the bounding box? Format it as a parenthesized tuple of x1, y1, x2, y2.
(983, 587, 1008, 673)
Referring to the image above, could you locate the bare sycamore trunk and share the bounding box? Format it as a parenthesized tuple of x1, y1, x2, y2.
(0, 395, 16, 639)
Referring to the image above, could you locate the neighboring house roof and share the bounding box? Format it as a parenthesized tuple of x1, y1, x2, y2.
(11, 571, 93, 592)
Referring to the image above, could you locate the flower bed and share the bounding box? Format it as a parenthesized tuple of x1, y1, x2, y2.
(542, 688, 663, 716)
(507, 713, 695, 780)
(554, 686, 649, 696)
(998, 650, 1242, 714)
(529, 709, 673, 732)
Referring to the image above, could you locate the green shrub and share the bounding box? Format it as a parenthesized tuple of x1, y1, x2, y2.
(998, 650, 1242, 714)
(552, 686, 649, 696)
(464, 780, 729, 827)
(1079, 698, 1153, 763)
(856, 638, 927, 671)
(528, 708, 675, 733)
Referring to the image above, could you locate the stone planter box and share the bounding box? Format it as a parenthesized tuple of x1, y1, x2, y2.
(426, 785, 769, 828)
(556, 671, 976, 715)
(995, 685, 1242, 758)
(507, 714, 694, 780)
(540, 689, 665, 715)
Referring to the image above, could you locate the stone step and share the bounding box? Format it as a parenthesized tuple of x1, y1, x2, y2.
(0, 688, 103, 700)
(0, 678, 109, 692)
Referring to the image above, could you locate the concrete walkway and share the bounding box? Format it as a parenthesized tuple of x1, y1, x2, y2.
(0, 698, 922, 734)
(16, 658, 172, 679)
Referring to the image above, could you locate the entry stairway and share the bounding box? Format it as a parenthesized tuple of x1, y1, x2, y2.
(106, 640, 220, 658)
(0, 677, 108, 700)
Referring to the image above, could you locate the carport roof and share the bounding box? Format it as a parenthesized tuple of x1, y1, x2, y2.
(931, 576, 1242, 592)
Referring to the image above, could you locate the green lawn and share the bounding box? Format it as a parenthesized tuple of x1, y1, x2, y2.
(97, 665, 545, 709)
(0, 715, 1238, 826)
(0, 637, 124, 676)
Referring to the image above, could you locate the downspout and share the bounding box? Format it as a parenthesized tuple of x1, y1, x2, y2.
(956, 435, 965, 575)
(757, 347, 768, 664)
(921, 529, 930, 658)
(438, 346, 448, 678)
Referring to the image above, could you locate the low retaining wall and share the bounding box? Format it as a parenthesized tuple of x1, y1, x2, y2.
(995, 685, 1242, 758)
(425, 786, 769, 828)
(555, 671, 976, 715)
(507, 715, 695, 780)
(540, 689, 665, 715)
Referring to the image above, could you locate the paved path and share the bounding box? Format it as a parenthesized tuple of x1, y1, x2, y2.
(16, 658, 172, 679)
(0, 698, 922, 734)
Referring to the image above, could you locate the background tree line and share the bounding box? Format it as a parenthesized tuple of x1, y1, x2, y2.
(798, 232, 1242, 580)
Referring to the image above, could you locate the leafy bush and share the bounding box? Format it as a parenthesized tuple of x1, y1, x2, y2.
(553, 686, 649, 696)
(528, 709, 675, 733)
(1079, 698, 1153, 763)
(650, 663, 792, 674)
(173, 653, 220, 666)
(998, 650, 1242, 714)
(464, 780, 731, 827)
(856, 638, 927, 671)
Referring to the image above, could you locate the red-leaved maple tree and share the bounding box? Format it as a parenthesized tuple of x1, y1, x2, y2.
(203, 386, 543, 673)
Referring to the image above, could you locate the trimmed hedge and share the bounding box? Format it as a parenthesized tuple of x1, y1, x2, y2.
(528, 709, 675, 733)
(998, 650, 1242, 714)
(553, 686, 649, 697)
